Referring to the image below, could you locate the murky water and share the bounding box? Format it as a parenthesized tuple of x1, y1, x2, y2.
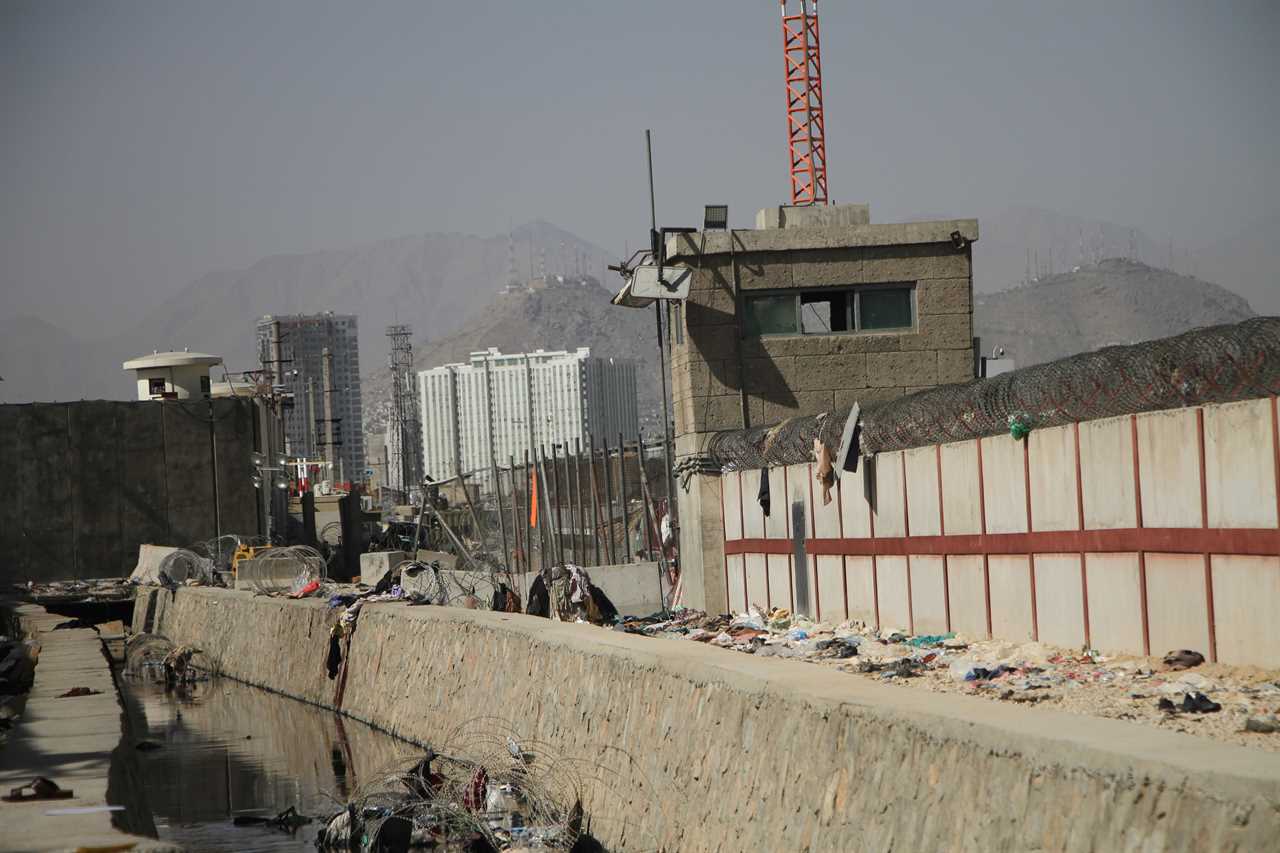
(115, 673, 420, 852)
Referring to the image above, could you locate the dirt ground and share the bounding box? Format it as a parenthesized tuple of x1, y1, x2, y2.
(625, 608, 1280, 752)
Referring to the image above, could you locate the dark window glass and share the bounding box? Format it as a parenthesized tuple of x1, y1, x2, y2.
(859, 288, 914, 330)
(200, 375, 211, 396)
(800, 292, 849, 334)
(148, 377, 166, 396)
(744, 294, 797, 336)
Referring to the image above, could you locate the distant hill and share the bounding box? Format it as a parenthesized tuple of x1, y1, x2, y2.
(974, 258, 1257, 368)
(363, 277, 664, 437)
(0, 221, 614, 404)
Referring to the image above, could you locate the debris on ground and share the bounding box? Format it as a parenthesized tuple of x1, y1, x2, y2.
(613, 604, 1280, 751)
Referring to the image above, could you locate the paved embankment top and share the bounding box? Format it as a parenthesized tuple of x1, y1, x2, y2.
(1, 600, 177, 853)
(138, 586, 1280, 851)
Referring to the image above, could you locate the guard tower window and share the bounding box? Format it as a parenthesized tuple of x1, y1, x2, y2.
(743, 284, 915, 337)
(148, 377, 166, 396)
(200, 375, 212, 397)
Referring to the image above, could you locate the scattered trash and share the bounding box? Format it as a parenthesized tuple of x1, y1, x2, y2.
(1245, 715, 1280, 734)
(57, 687, 101, 698)
(1008, 411, 1034, 440)
(3, 777, 74, 802)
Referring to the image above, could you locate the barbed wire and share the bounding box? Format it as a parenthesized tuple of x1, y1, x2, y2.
(707, 317, 1280, 470)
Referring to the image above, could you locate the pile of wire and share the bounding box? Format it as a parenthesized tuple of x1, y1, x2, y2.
(316, 716, 662, 851)
(156, 549, 215, 585)
(707, 316, 1280, 470)
(247, 545, 328, 596)
(123, 633, 213, 683)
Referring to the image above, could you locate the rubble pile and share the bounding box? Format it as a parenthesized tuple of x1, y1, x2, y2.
(617, 606, 1280, 751)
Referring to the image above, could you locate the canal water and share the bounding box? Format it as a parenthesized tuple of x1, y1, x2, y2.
(115, 673, 420, 852)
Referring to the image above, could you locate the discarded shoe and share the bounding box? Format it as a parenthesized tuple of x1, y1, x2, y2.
(1180, 691, 1221, 713)
(3, 777, 74, 802)
(57, 687, 101, 698)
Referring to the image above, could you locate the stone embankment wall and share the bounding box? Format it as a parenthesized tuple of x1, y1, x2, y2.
(135, 586, 1280, 852)
(722, 397, 1280, 668)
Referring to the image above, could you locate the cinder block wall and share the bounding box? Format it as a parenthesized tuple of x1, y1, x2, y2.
(721, 396, 1280, 668)
(667, 218, 978, 441)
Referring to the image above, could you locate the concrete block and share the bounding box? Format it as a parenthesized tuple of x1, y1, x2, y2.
(981, 435, 1029, 534)
(845, 556, 876, 623)
(1211, 555, 1280, 668)
(743, 357, 794, 394)
(947, 555, 988, 637)
(836, 387, 906, 408)
(360, 550, 408, 586)
(1033, 554, 1086, 648)
(686, 326, 741, 361)
(1029, 425, 1080, 532)
(940, 441, 982, 535)
(722, 471, 743, 541)
(916, 278, 971, 315)
(1078, 415, 1138, 530)
(839, 465, 873, 538)
(735, 253, 794, 290)
(788, 353, 868, 391)
(812, 468, 842, 538)
(871, 451, 906, 537)
(989, 555, 1035, 641)
(904, 446, 942, 536)
(789, 249, 865, 287)
(745, 553, 768, 608)
(862, 243, 971, 283)
(694, 395, 745, 433)
(1203, 398, 1278, 529)
(742, 333, 901, 358)
(815, 555, 846, 623)
(725, 554, 746, 613)
(750, 390, 834, 426)
(910, 556, 948, 635)
(937, 348, 977, 384)
(684, 292, 737, 328)
(765, 467, 790, 539)
(1085, 553, 1145, 655)
(755, 203, 871, 230)
(876, 555, 911, 630)
(767, 554, 793, 611)
(867, 351, 938, 388)
(1137, 408, 1202, 528)
(899, 313, 973, 351)
(1145, 553, 1211, 658)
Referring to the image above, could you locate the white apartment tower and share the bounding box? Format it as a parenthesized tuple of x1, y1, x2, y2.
(419, 348, 638, 489)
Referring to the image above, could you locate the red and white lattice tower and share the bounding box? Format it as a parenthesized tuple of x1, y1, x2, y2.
(781, 0, 828, 206)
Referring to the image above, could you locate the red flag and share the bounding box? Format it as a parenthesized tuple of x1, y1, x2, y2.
(529, 470, 539, 528)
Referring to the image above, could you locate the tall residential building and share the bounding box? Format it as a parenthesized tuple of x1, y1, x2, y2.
(256, 312, 364, 484)
(419, 347, 638, 489)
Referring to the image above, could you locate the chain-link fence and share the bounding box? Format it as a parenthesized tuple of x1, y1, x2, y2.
(707, 316, 1280, 470)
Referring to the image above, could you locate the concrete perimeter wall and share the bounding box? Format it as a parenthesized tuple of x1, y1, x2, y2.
(721, 397, 1280, 667)
(0, 398, 259, 583)
(134, 586, 1280, 852)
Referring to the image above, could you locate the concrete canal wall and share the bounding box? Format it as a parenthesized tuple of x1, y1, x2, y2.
(135, 586, 1280, 852)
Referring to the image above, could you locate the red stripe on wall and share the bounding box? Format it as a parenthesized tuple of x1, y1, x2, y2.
(724, 527, 1280, 557)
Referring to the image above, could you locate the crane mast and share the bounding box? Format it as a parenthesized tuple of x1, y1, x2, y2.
(781, 0, 829, 206)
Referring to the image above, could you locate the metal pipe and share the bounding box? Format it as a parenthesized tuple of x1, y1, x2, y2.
(509, 454, 521, 573)
(588, 438, 602, 566)
(571, 438, 583, 564)
(618, 432, 631, 563)
(602, 437, 617, 565)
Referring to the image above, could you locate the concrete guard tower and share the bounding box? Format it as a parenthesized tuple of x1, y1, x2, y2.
(665, 203, 978, 610)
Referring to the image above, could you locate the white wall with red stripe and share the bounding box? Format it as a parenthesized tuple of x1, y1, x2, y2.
(721, 397, 1280, 667)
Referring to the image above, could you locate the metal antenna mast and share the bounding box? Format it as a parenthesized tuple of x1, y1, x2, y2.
(386, 325, 421, 500)
(781, 0, 829, 206)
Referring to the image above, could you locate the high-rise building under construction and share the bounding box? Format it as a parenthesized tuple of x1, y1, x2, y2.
(256, 312, 364, 486)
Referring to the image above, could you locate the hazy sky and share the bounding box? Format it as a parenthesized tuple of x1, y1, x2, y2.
(3, 0, 1277, 337)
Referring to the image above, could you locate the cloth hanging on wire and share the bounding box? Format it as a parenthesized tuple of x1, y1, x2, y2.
(758, 468, 771, 517)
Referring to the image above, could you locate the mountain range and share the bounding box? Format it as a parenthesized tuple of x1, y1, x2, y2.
(1, 209, 1273, 435)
